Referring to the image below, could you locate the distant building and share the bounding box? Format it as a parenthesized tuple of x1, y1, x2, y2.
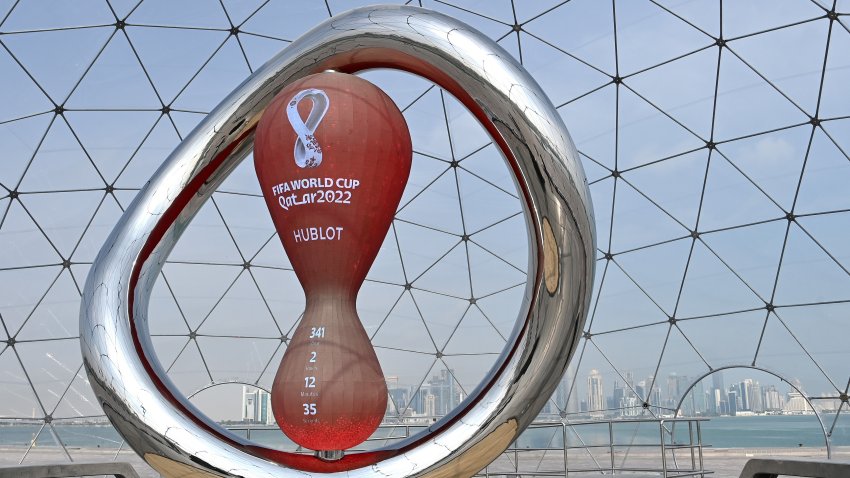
(712, 371, 725, 396)
(387, 380, 409, 415)
(611, 381, 625, 415)
(814, 393, 842, 413)
(751, 381, 764, 413)
(620, 396, 640, 417)
(242, 386, 272, 424)
(587, 369, 605, 418)
(765, 385, 783, 411)
(677, 375, 696, 416)
(635, 381, 646, 404)
(784, 391, 814, 414)
(425, 369, 460, 415)
(708, 388, 719, 416)
(439, 369, 457, 414)
(408, 388, 424, 414)
(666, 373, 679, 410)
(649, 384, 662, 415)
(709, 371, 726, 416)
(728, 390, 738, 416)
(740, 379, 752, 411)
(424, 393, 437, 417)
(555, 363, 580, 415)
(406, 368, 463, 417)
(643, 375, 662, 415)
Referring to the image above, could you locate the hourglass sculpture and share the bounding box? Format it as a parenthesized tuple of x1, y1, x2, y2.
(254, 72, 412, 456)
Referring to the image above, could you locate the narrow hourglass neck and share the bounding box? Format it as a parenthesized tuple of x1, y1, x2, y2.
(303, 287, 358, 308)
(290, 255, 372, 302)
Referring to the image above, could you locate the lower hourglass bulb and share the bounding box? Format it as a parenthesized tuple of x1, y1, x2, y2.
(253, 72, 412, 454)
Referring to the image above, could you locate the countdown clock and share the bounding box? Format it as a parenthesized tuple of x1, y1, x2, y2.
(255, 72, 412, 454)
(80, 5, 595, 478)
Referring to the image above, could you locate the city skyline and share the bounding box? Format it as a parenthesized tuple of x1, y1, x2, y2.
(2, 1, 849, 464)
(223, 367, 836, 424)
(538, 368, 838, 421)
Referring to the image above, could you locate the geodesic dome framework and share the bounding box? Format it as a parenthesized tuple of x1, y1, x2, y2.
(2, 0, 850, 465)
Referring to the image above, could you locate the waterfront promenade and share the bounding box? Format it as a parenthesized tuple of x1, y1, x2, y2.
(1, 446, 847, 477)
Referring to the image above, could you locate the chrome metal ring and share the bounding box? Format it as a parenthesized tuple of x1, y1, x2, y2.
(80, 5, 595, 477)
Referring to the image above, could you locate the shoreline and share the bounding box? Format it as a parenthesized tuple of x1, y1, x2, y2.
(0, 445, 850, 478)
(1, 446, 848, 478)
(2, 445, 847, 460)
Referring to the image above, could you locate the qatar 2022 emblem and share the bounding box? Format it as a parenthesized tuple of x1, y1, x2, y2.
(285, 88, 329, 169)
(80, 5, 595, 478)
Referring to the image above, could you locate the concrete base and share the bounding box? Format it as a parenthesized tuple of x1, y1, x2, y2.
(0, 461, 140, 478)
(740, 457, 850, 478)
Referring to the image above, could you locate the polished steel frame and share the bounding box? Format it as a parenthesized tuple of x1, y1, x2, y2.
(80, 5, 595, 477)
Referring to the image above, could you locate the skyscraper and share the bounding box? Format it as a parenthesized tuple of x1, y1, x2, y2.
(692, 380, 707, 415)
(424, 393, 437, 417)
(432, 369, 459, 415)
(643, 375, 662, 415)
(710, 388, 721, 416)
(728, 390, 738, 416)
(242, 389, 255, 422)
(784, 391, 813, 413)
(666, 373, 680, 409)
(740, 380, 751, 411)
(242, 386, 272, 424)
(413, 368, 462, 416)
(557, 363, 580, 415)
(751, 381, 764, 413)
(612, 381, 626, 416)
(765, 385, 783, 411)
(712, 371, 724, 389)
(587, 369, 605, 418)
(387, 377, 409, 416)
(635, 381, 646, 404)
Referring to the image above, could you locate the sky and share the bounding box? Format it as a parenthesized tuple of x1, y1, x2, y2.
(1, 0, 850, 435)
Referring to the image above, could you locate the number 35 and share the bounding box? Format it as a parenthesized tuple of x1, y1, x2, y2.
(302, 403, 317, 415)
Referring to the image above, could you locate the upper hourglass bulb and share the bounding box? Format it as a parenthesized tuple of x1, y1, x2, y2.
(253, 72, 412, 454)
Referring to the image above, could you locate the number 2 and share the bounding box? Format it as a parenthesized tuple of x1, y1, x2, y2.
(309, 351, 317, 363)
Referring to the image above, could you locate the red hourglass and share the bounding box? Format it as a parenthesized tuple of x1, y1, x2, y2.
(254, 72, 412, 455)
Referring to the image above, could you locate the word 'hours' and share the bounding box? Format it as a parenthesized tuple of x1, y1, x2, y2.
(301, 325, 325, 423)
